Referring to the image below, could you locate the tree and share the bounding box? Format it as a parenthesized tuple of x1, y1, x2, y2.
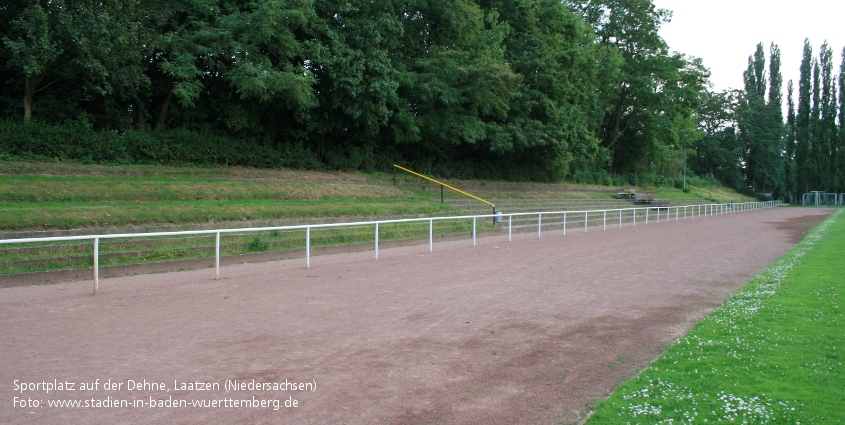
(766, 43, 785, 196)
(385, 0, 523, 176)
(474, 0, 615, 179)
(809, 55, 821, 189)
(1, 0, 143, 123)
(795, 39, 813, 196)
(305, 0, 402, 166)
(838, 48, 845, 192)
(738, 43, 783, 194)
(785, 80, 797, 201)
(569, 0, 707, 177)
(692, 89, 743, 188)
(818, 42, 837, 191)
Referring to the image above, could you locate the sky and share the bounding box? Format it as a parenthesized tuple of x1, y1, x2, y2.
(651, 0, 845, 97)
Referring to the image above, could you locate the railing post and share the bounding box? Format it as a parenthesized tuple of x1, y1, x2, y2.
(441, 185, 444, 204)
(603, 211, 607, 230)
(429, 219, 434, 252)
(675, 206, 679, 221)
(563, 212, 567, 235)
(93, 237, 99, 296)
(375, 223, 379, 260)
(215, 232, 220, 280)
(633, 209, 636, 226)
(584, 211, 588, 233)
(306, 227, 311, 269)
(508, 215, 512, 242)
(645, 208, 649, 225)
(619, 209, 623, 228)
(473, 217, 476, 247)
(538, 213, 542, 239)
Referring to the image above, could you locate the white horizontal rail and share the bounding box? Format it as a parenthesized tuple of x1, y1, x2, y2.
(0, 201, 780, 295)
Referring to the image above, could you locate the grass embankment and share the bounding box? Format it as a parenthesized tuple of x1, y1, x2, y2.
(0, 173, 446, 231)
(0, 161, 749, 276)
(0, 163, 492, 275)
(585, 209, 845, 424)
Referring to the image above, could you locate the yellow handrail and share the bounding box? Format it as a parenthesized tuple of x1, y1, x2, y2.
(393, 164, 496, 209)
(689, 185, 723, 201)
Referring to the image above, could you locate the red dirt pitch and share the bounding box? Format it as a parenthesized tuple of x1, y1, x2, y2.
(0, 207, 834, 425)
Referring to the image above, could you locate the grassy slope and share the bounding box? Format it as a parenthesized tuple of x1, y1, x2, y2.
(585, 209, 845, 424)
(0, 165, 446, 231)
(0, 161, 753, 231)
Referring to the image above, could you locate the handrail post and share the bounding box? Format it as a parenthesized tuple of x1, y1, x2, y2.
(429, 219, 434, 252)
(508, 215, 512, 242)
(472, 217, 477, 247)
(584, 211, 588, 233)
(603, 211, 607, 230)
(563, 212, 567, 235)
(215, 232, 220, 280)
(538, 213, 542, 239)
(375, 223, 379, 260)
(93, 237, 99, 296)
(306, 227, 311, 269)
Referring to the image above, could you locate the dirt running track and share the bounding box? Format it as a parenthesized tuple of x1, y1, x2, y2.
(0, 207, 834, 425)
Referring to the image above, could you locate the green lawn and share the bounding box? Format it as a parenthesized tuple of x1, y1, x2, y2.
(585, 209, 844, 424)
(0, 172, 447, 230)
(0, 198, 452, 230)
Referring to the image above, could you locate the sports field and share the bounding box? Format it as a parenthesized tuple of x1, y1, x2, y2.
(0, 207, 832, 424)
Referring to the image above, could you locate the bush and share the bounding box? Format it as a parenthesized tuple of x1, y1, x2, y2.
(0, 119, 318, 169)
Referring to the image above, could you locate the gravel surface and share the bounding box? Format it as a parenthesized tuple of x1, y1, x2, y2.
(0, 207, 833, 425)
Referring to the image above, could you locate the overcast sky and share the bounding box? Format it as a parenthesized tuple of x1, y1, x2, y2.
(651, 0, 845, 97)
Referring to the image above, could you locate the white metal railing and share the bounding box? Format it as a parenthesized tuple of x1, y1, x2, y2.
(0, 201, 781, 295)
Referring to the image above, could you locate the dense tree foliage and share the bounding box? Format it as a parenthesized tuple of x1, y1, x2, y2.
(785, 40, 845, 198)
(1, 0, 709, 183)
(693, 38, 844, 201)
(737, 43, 783, 195)
(569, 0, 706, 179)
(691, 90, 742, 189)
(1, 1, 842, 193)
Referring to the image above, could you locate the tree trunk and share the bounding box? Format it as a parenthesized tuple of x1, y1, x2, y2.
(155, 83, 174, 131)
(23, 76, 33, 123)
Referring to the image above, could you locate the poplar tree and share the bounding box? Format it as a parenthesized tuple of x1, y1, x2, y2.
(810, 58, 821, 188)
(819, 42, 836, 191)
(738, 43, 783, 194)
(766, 43, 785, 195)
(833, 48, 845, 193)
(839, 48, 845, 192)
(785, 80, 797, 201)
(795, 40, 813, 195)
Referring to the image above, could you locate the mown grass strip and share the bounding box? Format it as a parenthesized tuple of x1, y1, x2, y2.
(0, 175, 411, 202)
(0, 199, 452, 230)
(585, 209, 844, 424)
